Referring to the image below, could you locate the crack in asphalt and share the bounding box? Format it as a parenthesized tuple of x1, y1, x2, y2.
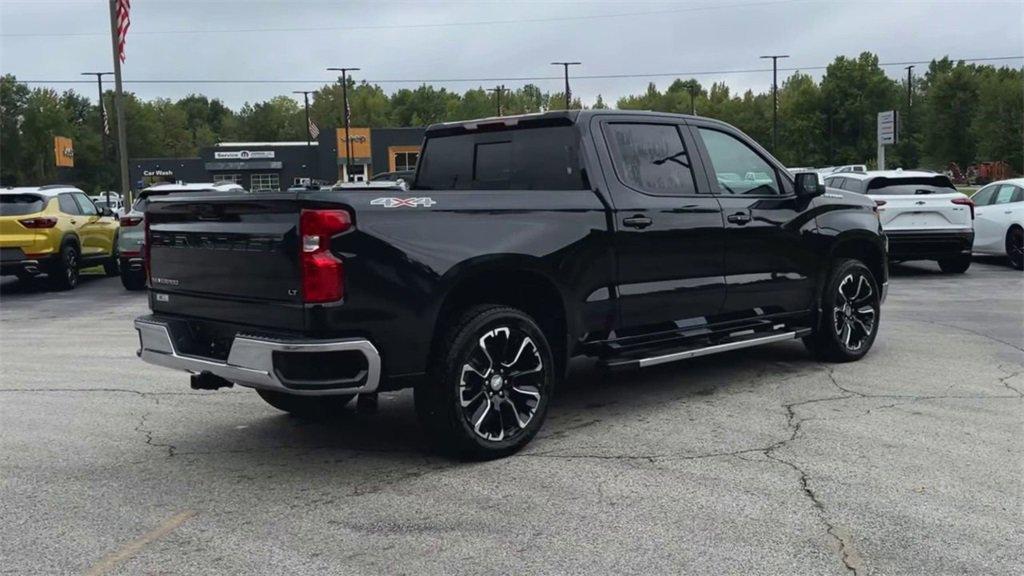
(134, 406, 177, 458)
(762, 395, 862, 576)
(997, 366, 1023, 398)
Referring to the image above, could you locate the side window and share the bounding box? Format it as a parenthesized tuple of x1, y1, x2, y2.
(971, 185, 998, 206)
(698, 128, 781, 195)
(58, 194, 81, 215)
(993, 184, 1018, 205)
(1014, 186, 1024, 204)
(841, 178, 862, 193)
(826, 177, 845, 190)
(603, 123, 698, 196)
(73, 193, 98, 215)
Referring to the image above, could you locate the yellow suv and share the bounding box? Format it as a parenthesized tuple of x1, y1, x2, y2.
(0, 185, 120, 290)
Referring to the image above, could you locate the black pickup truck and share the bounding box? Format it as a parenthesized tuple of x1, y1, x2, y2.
(136, 110, 887, 458)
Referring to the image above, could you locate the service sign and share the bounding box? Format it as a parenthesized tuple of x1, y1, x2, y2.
(213, 150, 275, 160)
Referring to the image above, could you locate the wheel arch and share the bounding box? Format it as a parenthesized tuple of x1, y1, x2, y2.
(829, 232, 887, 288)
(431, 256, 571, 377)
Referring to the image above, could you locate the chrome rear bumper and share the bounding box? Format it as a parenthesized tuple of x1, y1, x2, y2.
(135, 318, 381, 396)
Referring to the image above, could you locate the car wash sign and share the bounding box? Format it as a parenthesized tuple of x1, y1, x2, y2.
(214, 150, 275, 160)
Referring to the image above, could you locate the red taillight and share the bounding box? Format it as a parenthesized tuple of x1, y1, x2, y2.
(952, 196, 975, 220)
(120, 215, 143, 227)
(299, 209, 351, 303)
(18, 217, 58, 229)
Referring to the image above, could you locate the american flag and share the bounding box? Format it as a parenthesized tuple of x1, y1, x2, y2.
(308, 118, 320, 139)
(116, 0, 131, 62)
(101, 99, 110, 136)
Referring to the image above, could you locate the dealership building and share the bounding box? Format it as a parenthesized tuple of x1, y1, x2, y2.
(130, 127, 425, 191)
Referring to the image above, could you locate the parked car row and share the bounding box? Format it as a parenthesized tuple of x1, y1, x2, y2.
(2, 165, 1020, 295)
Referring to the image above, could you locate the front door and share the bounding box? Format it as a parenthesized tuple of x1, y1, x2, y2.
(688, 123, 818, 317)
(592, 116, 726, 335)
(72, 193, 107, 257)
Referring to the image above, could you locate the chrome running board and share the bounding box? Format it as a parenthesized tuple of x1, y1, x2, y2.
(604, 329, 810, 370)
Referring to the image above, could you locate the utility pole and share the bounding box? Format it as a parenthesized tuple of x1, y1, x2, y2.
(488, 85, 507, 116)
(293, 90, 316, 184)
(904, 65, 914, 163)
(550, 62, 581, 109)
(760, 54, 789, 153)
(107, 0, 130, 203)
(326, 67, 359, 182)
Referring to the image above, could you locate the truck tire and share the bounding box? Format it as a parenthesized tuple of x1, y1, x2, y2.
(937, 254, 971, 273)
(415, 304, 554, 460)
(255, 389, 354, 419)
(803, 258, 881, 363)
(47, 243, 80, 291)
(121, 266, 146, 291)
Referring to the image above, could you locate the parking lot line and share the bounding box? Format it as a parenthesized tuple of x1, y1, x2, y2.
(83, 510, 196, 576)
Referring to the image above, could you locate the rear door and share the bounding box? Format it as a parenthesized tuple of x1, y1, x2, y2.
(971, 184, 1002, 251)
(867, 176, 971, 232)
(689, 122, 819, 316)
(593, 115, 726, 333)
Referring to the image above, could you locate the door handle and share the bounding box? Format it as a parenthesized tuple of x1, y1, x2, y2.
(622, 215, 653, 229)
(726, 212, 752, 225)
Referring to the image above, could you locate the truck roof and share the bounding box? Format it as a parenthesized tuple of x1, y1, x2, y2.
(424, 109, 717, 136)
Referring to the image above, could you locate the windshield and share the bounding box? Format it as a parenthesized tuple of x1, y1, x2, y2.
(866, 176, 957, 196)
(0, 194, 46, 216)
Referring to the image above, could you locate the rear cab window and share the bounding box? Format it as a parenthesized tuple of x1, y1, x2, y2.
(0, 194, 47, 216)
(414, 120, 586, 191)
(865, 176, 958, 196)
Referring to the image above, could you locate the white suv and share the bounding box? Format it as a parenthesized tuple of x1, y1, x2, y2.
(118, 182, 245, 290)
(825, 170, 975, 273)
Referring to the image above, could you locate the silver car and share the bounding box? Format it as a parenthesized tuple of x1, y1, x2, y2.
(118, 182, 245, 290)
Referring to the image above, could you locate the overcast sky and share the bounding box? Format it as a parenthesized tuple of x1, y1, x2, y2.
(1, 0, 1021, 109)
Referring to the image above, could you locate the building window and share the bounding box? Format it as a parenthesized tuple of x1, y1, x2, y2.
(394, 151, 419, 172)
(388, 145, 421, 172)
(250, 173, 280, 192)
(213, 174, 241, 184)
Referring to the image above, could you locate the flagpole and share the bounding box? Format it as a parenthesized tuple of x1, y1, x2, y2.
(108, 0, 131, 204)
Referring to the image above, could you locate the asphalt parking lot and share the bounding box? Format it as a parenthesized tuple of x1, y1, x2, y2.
(1, 260, 1021, 575)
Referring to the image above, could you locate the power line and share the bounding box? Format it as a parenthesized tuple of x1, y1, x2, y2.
(1, 0, 799, 38)
(13, 56, 1024, 86)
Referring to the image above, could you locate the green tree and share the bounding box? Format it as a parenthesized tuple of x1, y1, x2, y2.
(1, 74, 31, 186)
(820, 52, 901, 166)
(921, 58, 981, 169)
(777, 72, 826, 166)
(972, 66, 1024, 172)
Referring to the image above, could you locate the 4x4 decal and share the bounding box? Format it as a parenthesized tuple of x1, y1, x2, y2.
(371, 197, 436, 208)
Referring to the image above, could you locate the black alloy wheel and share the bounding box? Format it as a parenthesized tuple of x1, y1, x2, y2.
(832, 272, 877, 353)
(1007, 227, 1023, 270)
(416, 304, 553, 459)
(804, 258, 880, 362)
(458, 325, 545, 443)
(49, 244, 80, 290)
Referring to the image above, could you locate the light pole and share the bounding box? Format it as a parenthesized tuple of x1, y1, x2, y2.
(760, 54, 789, 152)
(550, 62, 581, 109)
(293, 90, 317, 183)
(326, 67, 360, 181)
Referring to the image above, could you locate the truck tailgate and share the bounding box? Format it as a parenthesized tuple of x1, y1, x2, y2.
(146, 193, 305, 327)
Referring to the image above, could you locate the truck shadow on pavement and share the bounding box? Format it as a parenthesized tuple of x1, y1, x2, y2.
(161, 342, 815, 463)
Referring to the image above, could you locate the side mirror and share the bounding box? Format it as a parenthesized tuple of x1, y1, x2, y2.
(101, 207, 115, 217)
(794, 172, 825, 198)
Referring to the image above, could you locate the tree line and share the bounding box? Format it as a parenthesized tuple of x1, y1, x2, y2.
(1, 52, 1020, 192)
